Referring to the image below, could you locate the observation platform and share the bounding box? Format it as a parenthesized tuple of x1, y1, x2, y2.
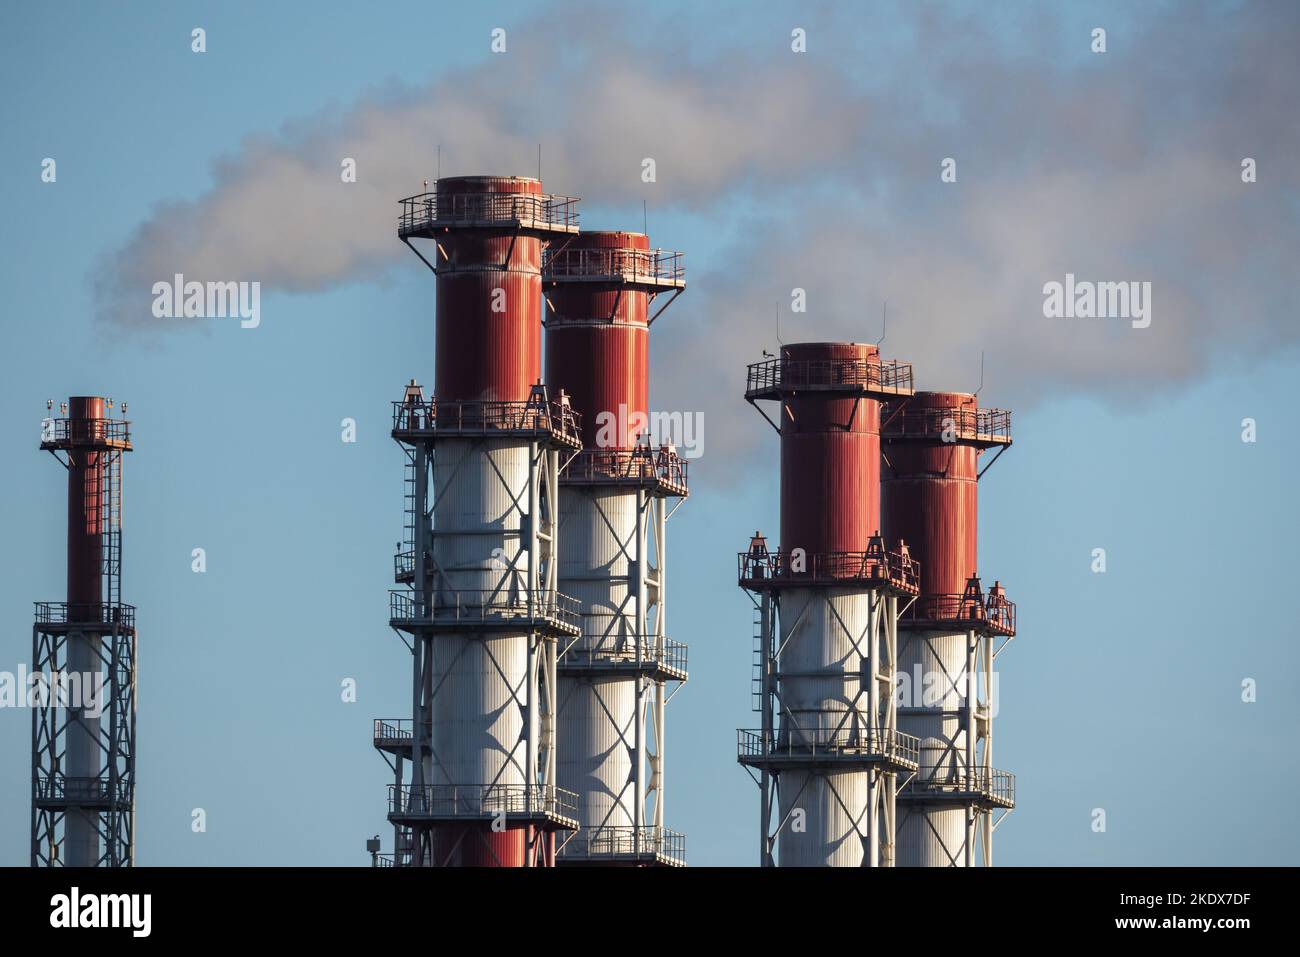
(882, 404, 1012, 448)
(386, 784, 579, 831)
(34, 602, 136, 635)
(398, 190, 580, 238)
(899, 767, 1016, 810)
(32, 775, 132, 813)
(558, 825, 686, 867)
(557, 637, 687, 682)
(738, 539, 920, 596)
(40, 417, 132, 452)
(391, 396, 582, 451)
(388, 589, 582, 638)
(559, 447, 688, 496)
(543, 246, 684, 291)
(736, 727, 921, 773)
(745, 356, 914, 403)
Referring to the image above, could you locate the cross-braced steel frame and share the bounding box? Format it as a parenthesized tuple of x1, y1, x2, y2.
(378, 384, 581, 866)
(32, 430, 135, 868)
(896, 608, 1015, 867)
(555, 474, 688, 866)
(739, 582, 917, 867)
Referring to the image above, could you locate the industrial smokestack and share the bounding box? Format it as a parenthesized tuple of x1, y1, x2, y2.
(737, 343, 921, 866)
(881, 390, 1017, 867)
(378, 176, 583, 867)
(543, 230, 688, 866)
(32, 396, 136, 867)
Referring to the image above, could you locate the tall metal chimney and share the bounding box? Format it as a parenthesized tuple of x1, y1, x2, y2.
(377, 176, 584, 866)
(542, 230, 688, 866)
(32, 396, 136, 867)
(881, 390, 1016, 866)
(737, 343, 921, 866)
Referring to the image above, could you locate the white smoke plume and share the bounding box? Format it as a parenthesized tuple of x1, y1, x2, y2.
(93, 2, 1300, 470)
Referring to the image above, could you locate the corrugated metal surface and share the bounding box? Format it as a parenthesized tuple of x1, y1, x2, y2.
(436, 263, 542, 403)
(65, 397, 107, 866)
(897, 806, 966, 867)
(881, 391, 980, 597)
(545, 231, 651, 448)
(433, 824, 527, 867)
(427, 435, 530, 863)
(778, 771, 871, 867)
(435, 177, 545, 402)
(896, 628, 972, 867)
(432, 439, 532, 596)
(419, 178, 554, 866)
(557, 488, 636, 650)
(777, 588, 875, 744)
(557, 677, 636, 829)
(774, 586, 881, 866)
(555, 484, 640, 832)
(429, 633, 527, 787)
(67, 396, 105, 606)
(779, 344, 884, 555)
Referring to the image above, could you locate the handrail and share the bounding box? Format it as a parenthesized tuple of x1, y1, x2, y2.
(905, 592, 1016, 634)
(33, 774, 130, 804)
(562, 447, 688, 490)
(372, 718, 414, 741)
(41, 417, 132, 448)
(34, 602, 136, 629)
(738, 544, 920, 593)
(389, 588, 582, 630)
(543, 246, 684, 285)
(745, 357, 914, 396)
(738, 727, 921, 765)
(387, 783, 578, 819)
(562, 636, 687, 673)
(906, 767, 1016, 803)
(883, 406, 1011, 443)
(391, 397, 581, 444)
(398, 190, 579, 235)
(558, 825, 686, 859)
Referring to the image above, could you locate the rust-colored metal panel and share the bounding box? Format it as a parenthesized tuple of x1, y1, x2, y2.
(434, 176, 546, 403)
(436, 267, 542, 402)
(881, 391, 981, 597)
(433, 825, 526, 867)
(779, 343, 884, 555)
(66, 396, 105, 608)
(545, 231, 651, 448)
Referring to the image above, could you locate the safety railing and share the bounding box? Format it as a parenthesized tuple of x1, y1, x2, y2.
(34, 602, 136, 630)
(562, 636, 687, 674)
(372, 718, 413, 744)
(883, 406, 1012, 443)
(389, 588, 582, 631)
(543, 246, 684, 286)
(393, 551, 415, 580)
(391, 397, 581, 446)
(33, 774, 130, 806)
(738, 727, 921, 766)
(745, 356, 914, 396)
(906, 767, 1016, 805)
(40, 416, 132, 448)
(738, 543, 920, 594)
(561, 447, 688, 491)
(387, 784, 579, 821)
(559, 825, 686, 861)
(398, 190, 579, 236)
(905, 593, 1016, 635)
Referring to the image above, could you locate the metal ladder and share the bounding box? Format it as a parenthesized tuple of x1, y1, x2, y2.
(101, 450, 123, 609)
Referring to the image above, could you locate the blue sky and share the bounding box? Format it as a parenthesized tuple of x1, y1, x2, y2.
(1, 0, 1296, 865)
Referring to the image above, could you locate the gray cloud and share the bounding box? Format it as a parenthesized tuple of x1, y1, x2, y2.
(94, 1, 1300, 475)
